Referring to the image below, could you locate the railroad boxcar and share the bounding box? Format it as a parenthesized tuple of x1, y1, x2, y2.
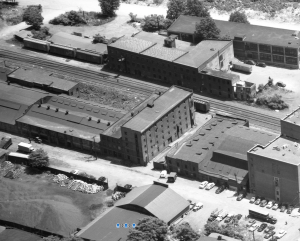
(75, 49, 103, 64)
(194, 100, 210, 113)
(231, 63, 252, 74)
(49, 44, 75, 58)
(23, 37, 50, 52)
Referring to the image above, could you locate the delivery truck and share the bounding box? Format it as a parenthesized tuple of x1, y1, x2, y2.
(18, 142, 35, 153)
(232, 63, 252, 74)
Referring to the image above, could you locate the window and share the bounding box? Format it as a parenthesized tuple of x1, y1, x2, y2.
(286, 56, 298, 65)
(272, 46, 284, 55)
(273, 54, 284, 63)
(285, 47, 297, 57)
(259, 44, 271, 53)
(177, 162, 179, 167)
(246, 43, 258, 51)
(185, 165, 187, 169)
(260, 53, 271, 61)
(127, 155, 130, 160)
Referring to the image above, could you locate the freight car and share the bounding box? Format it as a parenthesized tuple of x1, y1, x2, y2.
(194, 100, 210, 113)
(49, 44, 76, 58)
(231, 62, 252, 74)
(23, 37, 50, 52)
(76, 49, 103, 64)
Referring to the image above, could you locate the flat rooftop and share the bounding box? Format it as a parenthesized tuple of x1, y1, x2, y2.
(168, 15, 300, 48)
(202, 67, 240, 83)
(283, 108, 300, 125)
(122, 86, 192, 133)
(175, 40, 231, 68)
(49, 32, 107, 53)
(8, 68, 78, 92)
(250, 136, 300, 166)
(109, 36, 156, 53)
(141, 44, 187, 61)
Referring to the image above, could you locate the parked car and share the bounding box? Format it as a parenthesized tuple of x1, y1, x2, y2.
(260, 199, 268, 207)
(124, 184, 132, 189)
(256, 62, 266, 67)
(205, 182, 215, 190)
(286, 206, 294, 214)
(70, 170, 80, 175)
(257, 223, 268, 232)
(269, 215, 277, 224)
(215, 185, 225, 194)
(248, 218, 256, 224)
(276, 81, 286, 87)
(237, 193, 245, 201)
(266, 201, 274, 209)
(264, 225, 275, 234)
(272, 203, 279, 210)
(224, 213, 234, 223)
(199, 181, 208, 189)
(208, 216, 216, 222)
(98, 176, 106, 182)
(160, 170, 167, 178)
(245, 60, 256, 65)
(264, 231, 276, 239)
(269, 237, 279, 241)
(275, 230, 287, 239)
(235, 214, 242, 220)
(255, 197, 261, 205)
(193, 202, 203, 212)
(280, 204, 287, 212)
(189, 202, 195, 209)
(249, 223, 259, 231)
(250, 197, 256, 204)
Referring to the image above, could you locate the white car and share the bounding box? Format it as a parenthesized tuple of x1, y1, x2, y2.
(70, 169, 79, 175)
(249, 223, 259, 232)
(193, 202, 203, 211)
(266, 201, 274, 209)
(205, 182, 215, 190)
(275, 230, 287, 239)
(160, 170, 167, 178)
(272, 203, 279, 210)
(199, 181, 208, 189)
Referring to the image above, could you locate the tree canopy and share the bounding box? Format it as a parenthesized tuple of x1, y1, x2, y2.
(195, 17, 220, 41)
(166, 0, 186, 20)
(172, 222, 200, 241)
(22, 5, 44, 29)
(229, 11, 250, 24)
(98, 0, 120, 17)
(142, 14, 165, 32)
(184, 0, 210, 18)
(28, 148, 49, 168)
(127, 217, 168, 241)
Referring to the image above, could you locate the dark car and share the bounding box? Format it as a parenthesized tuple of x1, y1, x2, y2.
(257, 223, 268, 232)
(264, 231, 276, 239)
(98, 176, 106, 182)
(237, 193, 246, 201)
(298, 208, 300, 213)
(276, 81, 286, 87)
(286, 206, 294, 214)
(264, 225, 275, 233)
(208, 216, 216, 222)
(124, 184, 132, 189)
(245, 60, 256, 65)
(255, 197, 261, 205)
(260, 199, 268, 207)
(215, 185, 226, 194)
(268, 216, 277, 224)
(256, 62, 266, 67)
(280, 205, 287, 212)
(269, 237, 279, 241)
(235, 214, 242, 220)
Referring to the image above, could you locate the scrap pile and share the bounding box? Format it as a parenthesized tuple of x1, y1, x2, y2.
(112, 191, 125, 201)
(0, 161, 24, 179)
(52, 174, 104, 194)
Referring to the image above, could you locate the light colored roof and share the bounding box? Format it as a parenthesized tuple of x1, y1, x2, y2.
(8, 152, 29, 158)
(109, 36, 156, 53)
(141, 45, 187, 61)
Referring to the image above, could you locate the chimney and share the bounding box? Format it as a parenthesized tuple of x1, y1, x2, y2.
(55, 108, 59, 112)
(107, 122, 110, 126)
(88, 117, 92, 121)
(164, 35, 176, 48)
(217, 235, 222, 240)
(47, 106, 50, 110)
(65, 110, 69, 115)
(97, 119, 101, 123)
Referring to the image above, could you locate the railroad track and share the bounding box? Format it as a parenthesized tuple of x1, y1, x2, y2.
(0, 48, 281, 131)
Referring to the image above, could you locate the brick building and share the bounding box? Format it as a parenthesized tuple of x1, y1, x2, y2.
(108, 31, 255, 100)
(167, 15, 300, 69)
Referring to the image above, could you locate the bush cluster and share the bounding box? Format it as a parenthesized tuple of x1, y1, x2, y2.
(256, 94, 289, 110)
(78, 172, 96, 179)
(31, 26, 50, 40)
(49, 10, 87, 26)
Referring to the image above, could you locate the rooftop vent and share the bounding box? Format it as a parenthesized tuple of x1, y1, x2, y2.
(65, 110, 69, 115)
(47, 106, 50, 110)
(55, 108, 59, 112)
(107, 122, 110, 126)
(38, 104, 41, 107)
(164, 35, 176, 48)
(97, 119, 101, 123)
(88, 117, 92, 121)
(210, 48, 216, 51)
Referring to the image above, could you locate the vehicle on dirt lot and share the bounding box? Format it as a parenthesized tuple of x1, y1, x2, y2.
(272, 203, 279, 210)
(232, 62, 252, 73)
(237, 193, 245, 201)
(257, 223, 267, 232)
(199, 181, 208, 189)
(205, 182, 215, 190)
(215, 185, 225, 194)
(286, 206, 293, 214)
(193, 202, 203, 211)
(249, 223, 259, 231)
(167, 172, 177, 182)
(256, 62, 266, 67)
(264, 225, 275, 234)
(208, 216, 216, 222)
(250, 197, 256, 203)
(245, 60, 256, 65)
(249, 208, 277, 224)
(160, 170, 167, 178)
(276, 81, 286, 87)
(280, 205, 286, 212)
(266, 201, 274, 209)
(124, 184, 132, 189)
(275, 230, 286, 239)
(264, 231, 276, 239)
(255, 198, 261, 205)
(70, 170, 80, 175)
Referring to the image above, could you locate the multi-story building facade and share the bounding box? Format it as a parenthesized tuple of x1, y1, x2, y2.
(168, 15, 300, 69)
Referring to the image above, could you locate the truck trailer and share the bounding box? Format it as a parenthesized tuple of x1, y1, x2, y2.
(18, 142, 34, 153)
(249, 208, 277, 224)
(232, 63, 252, 74)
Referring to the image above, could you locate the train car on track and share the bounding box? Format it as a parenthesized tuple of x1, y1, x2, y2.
(23, 37, 50, 52)
(49, 44, 75, 58)
(75, 49, 103, 64)
(194, 100, 210, 113)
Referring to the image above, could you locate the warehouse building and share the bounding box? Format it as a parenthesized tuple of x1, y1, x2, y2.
(7, 67, 80, 96)
(76, 181, 189, 241)
(101, 86, 195, 166)
(108, 31, 255, 100)
(248, 108, 300, 204)
(167, 15, 300, 69)
(166, 116, 276, 191)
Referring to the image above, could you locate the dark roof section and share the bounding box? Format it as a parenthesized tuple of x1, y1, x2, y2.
(122, 86, 192, 133)
(49, 32, 107, 53)
(116, 183, 189, 224)
(77, 207, 147, 241)
(168, 15, 300, 48)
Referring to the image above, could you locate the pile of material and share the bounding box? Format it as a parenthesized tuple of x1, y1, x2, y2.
(112, 191, 125, 201)
(0, 161, 25, 179)
(5, 167, 25, 179)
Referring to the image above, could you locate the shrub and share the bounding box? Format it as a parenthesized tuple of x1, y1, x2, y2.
(106, 200, 114, 207)
(6, 15, 23, 25)
(98, 0, 120, 17)
(229, 11, 250, 24)
(129, 12, 138, 22)
(153, 0, 164, 4)
(31, 26, 50, 40)
(163, 18, 174, 29)
(49, 10, 87, 26)
(257, 84, 264, 92)
(141, 14, 165, 32)
(28, 148, 49, 168)
(256, 94, 289, 110)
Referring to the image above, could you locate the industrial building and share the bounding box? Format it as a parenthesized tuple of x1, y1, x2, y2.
(108, 31, 256, 100)
(166, 116, 276, 191)
(167, 15, 300, 69)
(248, 108, 300, 204)
(7, 67, 80, 96)
(76, 181, 189, 241)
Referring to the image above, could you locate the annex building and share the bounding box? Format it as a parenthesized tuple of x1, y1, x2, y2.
(248, 108, 300, 204)
(108, 31, 255, 100)
(76, 182, 189, 241)
(167, 15, 300, 69)
(166, 115, 276, 191)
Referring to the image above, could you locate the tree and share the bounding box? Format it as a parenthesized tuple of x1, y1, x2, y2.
(258, 84, 264, 92)
(142, 14, 165, 32)
(166, 0, 186, 20)
(184, 0, 210, 18)
(28, 148, 49, 167)
(229, 11, 250, 24)
(195, 17, 220, 41)
(219, 34, 231, 40)
(31, 26, 50, 40)
(127, 217, 168, 241)
(98, 0, 120, 17)
(163, 18, 174, 29)
(22, 5, 44, 29)
(172, 222, 200, 241)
